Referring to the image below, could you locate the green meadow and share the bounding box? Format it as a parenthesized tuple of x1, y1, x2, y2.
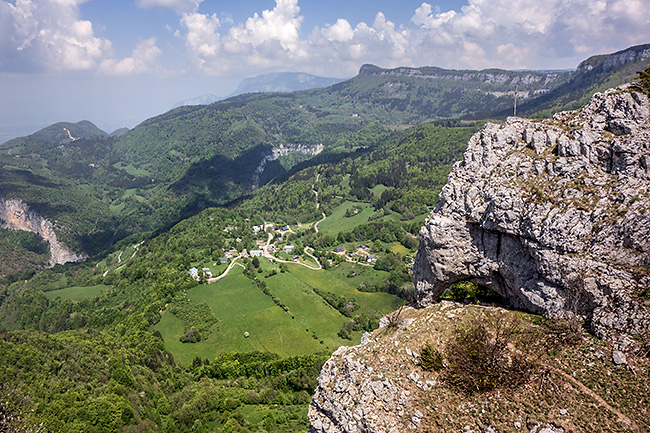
(44, 284, 111, 301)
(156, 260, 402, 365)
(318, 201, 375, 236)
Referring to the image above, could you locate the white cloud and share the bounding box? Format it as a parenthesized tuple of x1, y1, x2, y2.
(100, 38, 163, 75)
(173, 0, 650, 77)
(0, 0, 112, 72)
(137, 0, 202, 13)
(322, 19, 354, 43)
(229, 0, 303, 51)
(179, 0, 308, 73)
(180, 12, 221, 69)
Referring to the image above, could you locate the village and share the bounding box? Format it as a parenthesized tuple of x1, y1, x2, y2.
(188, 220, 403, 283)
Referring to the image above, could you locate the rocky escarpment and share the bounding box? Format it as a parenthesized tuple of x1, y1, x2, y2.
(414, 85, 650, 343)
(0, 198, 86, 266)
(359, 64, 567, 91)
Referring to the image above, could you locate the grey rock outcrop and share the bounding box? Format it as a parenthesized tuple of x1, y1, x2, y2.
(0, 197, 86, 266)
(414, 85, 650, 342)
(308, 344, 413, 433)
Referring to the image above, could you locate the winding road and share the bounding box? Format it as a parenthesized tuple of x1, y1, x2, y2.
(102, 241, 144, 277)
(206, 255, 244, 283)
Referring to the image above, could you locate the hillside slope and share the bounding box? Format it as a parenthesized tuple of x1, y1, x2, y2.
(309, 303, 649, 433)
(0, 45, 647, 267)
(516, 43, 650, 117)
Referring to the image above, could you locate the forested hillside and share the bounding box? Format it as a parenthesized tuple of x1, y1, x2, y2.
(0, 119, 480, 432)
(1, 46, 647, 264)
(1, 45, 650, 432)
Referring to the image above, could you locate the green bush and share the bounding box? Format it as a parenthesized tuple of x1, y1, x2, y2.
(419, 343, 443, 371)
(440, 280, 501, 303)
(179, 327, 201, 343)
(630, 67, 650, 96)
(445, 314, 534, 393)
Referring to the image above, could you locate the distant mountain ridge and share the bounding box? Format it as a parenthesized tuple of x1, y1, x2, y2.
(513, 43, 650, 117)
(230, 72, 345, 96)
(5, 120, 108, 146)
(1, 43, 649, 262)
(173, 72, 345, 108)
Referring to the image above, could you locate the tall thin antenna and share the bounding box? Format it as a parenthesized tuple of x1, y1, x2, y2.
(514, 84, 518, 117)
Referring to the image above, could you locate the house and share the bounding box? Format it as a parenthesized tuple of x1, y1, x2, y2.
(281, 226, 290, 232)
(292, 255, 300, 261)
(284, 245, 295, 253)
(333, 247, 345, 254)
(360, 245, 368, 250)
(225, 252, 233, 258)
(202, 268, 213, 278)
(250, 249, 263, 257)
(189, 267, 199, 280)
(236, 237, 242, 242)
(252, 226, 261, 233)
(219, 257, 229, 263)
(256, 240, 266, 247)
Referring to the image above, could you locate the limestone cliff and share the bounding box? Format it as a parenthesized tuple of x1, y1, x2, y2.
(414, 85, 650, 342)
(0, 198, 86, 266)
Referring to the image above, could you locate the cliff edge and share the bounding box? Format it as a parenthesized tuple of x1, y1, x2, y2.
(0, 198, 86, 266)
(414, 85, 650, 343)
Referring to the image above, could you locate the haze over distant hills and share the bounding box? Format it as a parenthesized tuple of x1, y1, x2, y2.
(172, 72, 345, 108)
(1, 43, 648, 263)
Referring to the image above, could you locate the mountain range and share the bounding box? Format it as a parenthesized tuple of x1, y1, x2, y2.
(172, 72, 346, 108)
(0, 43, 649, 433)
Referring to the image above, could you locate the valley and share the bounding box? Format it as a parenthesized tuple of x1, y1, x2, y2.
(0, 44, 649, 433)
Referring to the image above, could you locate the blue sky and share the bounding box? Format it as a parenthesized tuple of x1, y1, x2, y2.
(1, 0, 649, 143)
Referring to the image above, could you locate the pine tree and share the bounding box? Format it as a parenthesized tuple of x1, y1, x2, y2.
(630, 67, 650, 96)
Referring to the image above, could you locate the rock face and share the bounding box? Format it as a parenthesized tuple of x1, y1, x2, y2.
(308, 344, 413, 433)
(0, 198, 86, 266)
(414, 85, 650, 341)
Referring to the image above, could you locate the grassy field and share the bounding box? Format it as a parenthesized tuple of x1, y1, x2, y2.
(389, 243, 410, 255)
(319, 201, 375, 236)
(288, 264, 402, 314)
(112, 162, 151, 177)
(155, 260, 402, 365)
(156, 266, 326, 364)
(370, 184, 388, 197)
(44, 284, 111, 301)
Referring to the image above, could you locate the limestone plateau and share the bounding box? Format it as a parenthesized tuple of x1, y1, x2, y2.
(414, 84, 650, 344)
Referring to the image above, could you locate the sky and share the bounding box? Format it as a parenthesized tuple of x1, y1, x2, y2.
(1, 0, 649, 143)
